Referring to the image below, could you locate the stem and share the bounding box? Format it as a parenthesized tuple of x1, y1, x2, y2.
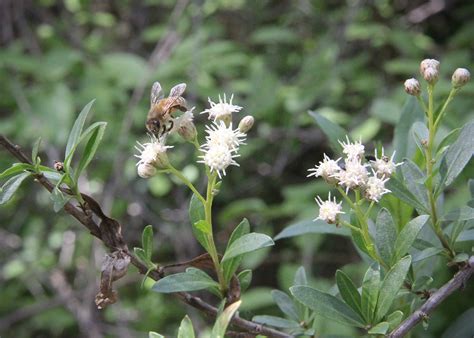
(341, 220, 362, 233)
(415, 95, 429, 117)
(433, 88, 458, 131)
(204, 172, 226, 292)
(424, 85, 455, 258)
(167, 165, 205, 204)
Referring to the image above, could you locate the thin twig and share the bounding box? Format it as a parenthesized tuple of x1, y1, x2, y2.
(388, 256, 474, 338)
(0, 135, 292, 338)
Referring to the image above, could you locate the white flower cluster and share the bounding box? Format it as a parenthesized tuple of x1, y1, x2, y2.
(199, 95, 251, 179)
(308, 136, 401, 224)
(135, 135, 173, 178)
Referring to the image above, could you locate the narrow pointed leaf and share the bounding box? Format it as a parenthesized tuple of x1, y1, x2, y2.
(293, 266, 307, 286)
(368, 321, 389, 335)
(222, 233, 274, 262)
(336, 270, 363, 320)
(142, 225, 153, 260)
(271, 290, 300, 321)
(0, 172, 30, 204)
(309, 111, 348, 152)
(223, 218, 250, 283)
(375, 208, 397, 265)
(274, 219, 350, 240)
(65, 99, 95, 158)
(393, 96, 424, 162)
(375, 256, 412, 321)
(393, 216, 428, 263)
(442, 206, 474, 221)
(211, 301, 241, 338)
(0, 163, 33, 180)
(75, 122, 106, 180)
(385, 176, 428, 213)
(361, 264, 380, 323)
(237, 270, 252, 292)
(152, 268, 218, 293)
(188, 194, 210, 251)
(401, 159, 429, 211)
(177, 315, 195, 338)
(252, 315, 300, 329)
(290, 286, 365, 328)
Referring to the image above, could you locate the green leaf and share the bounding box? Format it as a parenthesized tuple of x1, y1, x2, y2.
(438, 121, 474, 190)
(385, 175, 428, 213)
(177, 315, 195, 338)
(51, 186, 71, 212)
(457, 229, 474, 242)
(400, 160, 429, 211)
(437, 128, 461, 155)
(152, 268, 219, 293)
(375, 208, 397, 265)
(32, 137, 42, 165)
(237, 270, 252, 292)
(309, 110, 348, 152)
(293, 266, 307, 286)
(252, 315, 300, 329)
(221, 232, 274, 262)
(142, 225, 154, 260)
(134, 247, 148, 264)
(412, 247, 443, 263)
(211, 300, 241, 338)
(411, 121, 429, 154)
(271, 290, 300, 321)
(188, 194, 210, 251)
(336, 270, 364, 320)
(74, 122, 106, 180)
(375, 256, 412, 321)
(223, 218, 250, 283)
(274, 219, 350, 240)
(290, 286, 365, 328)
(393, 96, 424, 162)
(386, 310, 404, 330)
(361, 264, 381, 324)
(0, 172, 30, 204)
(368, 321, 389, 335)
(149, 332, 164, 338)
(392, 216, 429, 263)
(65, 99, 95, 159)
(0, 163, 34, 180)
(442, 206, 474, 221)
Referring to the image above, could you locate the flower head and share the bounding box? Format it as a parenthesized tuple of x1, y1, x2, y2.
(135, 135, 173, 172)
(307, 154, 341, 184)
(339, 136, 365, 161)
(173, 108, 197, 141)
(404, 78, 421, 96)
(370, 148, 402, 178)
(335, 159, 369, 192)
(420, 59, 440, 84)
(315, 192, 344, 224)
(198, 144, 240, 178)
(365, 175, 391, 202)
(203, 121, 246, 151)
(201, 94, 242, 124)
(452, 68, 470, 88)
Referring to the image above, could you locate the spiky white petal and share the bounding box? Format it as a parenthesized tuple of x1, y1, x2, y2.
(307, 154, 341, 183)
(315, 192, 344, 224)
(339, 136, 365, 161)
(370, 148, 402, 178)
(135, 135, 173, 171)
(203, 121, 246, 151)
(198, 144, 240, 179)
(201, 94, 242, 122)
(365, 175, 391, 202)
(335, 159, 369, 191)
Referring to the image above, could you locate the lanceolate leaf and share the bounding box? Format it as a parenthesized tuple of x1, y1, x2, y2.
(441, 206, 474, 221)
(290, 286, 365, 328)
(274, 219, 350, 240)
(152, 268, 218, 293)
(177, 315, 195, 338)
(188, 194, 210, 251)
(142, 225, 153, 261)
(393, 96, 424, 162)
(375, 256, 412, 321)
(368, 322, 389, 335)
(65, 99, 95, 159)
(211, 301, 241, 338)
(0, 172, 30, 204)
(375, 208, 397, 265)
(222, 218, 250, 283)
(336, 270, 363, 320)
(74, 122, 107, 180)
(293, 266, 307, 286)
(0, 163, 34, 180)
(392, 216, 428, 263)
(252, 315, 300, 329)
(400, 159, 429, 211)
(237, 270, 252, 292)
(361, 264, 381, 324)
(385, 175, 428, 213)
(271, 290, 300, 321)
(309, 111, 348, 152)
(221, 232, 274, 262)
(438, 121, 474, 191)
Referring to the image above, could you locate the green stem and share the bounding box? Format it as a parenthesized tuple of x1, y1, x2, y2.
(416, 95, 429, 117)
(433, 88, 458, 131)
(341, 220, 362, 233)
(167, 165, 205, 204)
(424, 85, 455, 258)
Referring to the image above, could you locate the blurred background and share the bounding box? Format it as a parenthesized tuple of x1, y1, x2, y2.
(0, 0, 473, 337)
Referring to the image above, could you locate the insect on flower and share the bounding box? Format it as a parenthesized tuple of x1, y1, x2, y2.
(146, 81, 188, 137)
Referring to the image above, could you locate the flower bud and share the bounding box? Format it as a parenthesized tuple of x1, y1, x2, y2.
(452, 68, 470, 88)
(422, 67, 439, 84)
(54, 161, 64, 172)
(238, 115, 255, 133)
(178, 121, 197, 141)
(420, 59, 440, 74)
(137, 163, 157, 178)
(404, 78, 421, 96)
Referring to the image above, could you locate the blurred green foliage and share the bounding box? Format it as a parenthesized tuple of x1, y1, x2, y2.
(0, 0, 473, 337)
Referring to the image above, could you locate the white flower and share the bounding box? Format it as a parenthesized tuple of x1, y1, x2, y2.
(201, 94, 242, 123)
(335, 158, 369, 191)
(135, 135, 173, 171)
(203, 121, 246, 151)
(339, 136, 365, 161)
(365, 175, 391, 202)
(370, 148, 402, 178)
(307, 154, 341, 183)
(315, 192, 344, 224)
(198, 144, 240, 178)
